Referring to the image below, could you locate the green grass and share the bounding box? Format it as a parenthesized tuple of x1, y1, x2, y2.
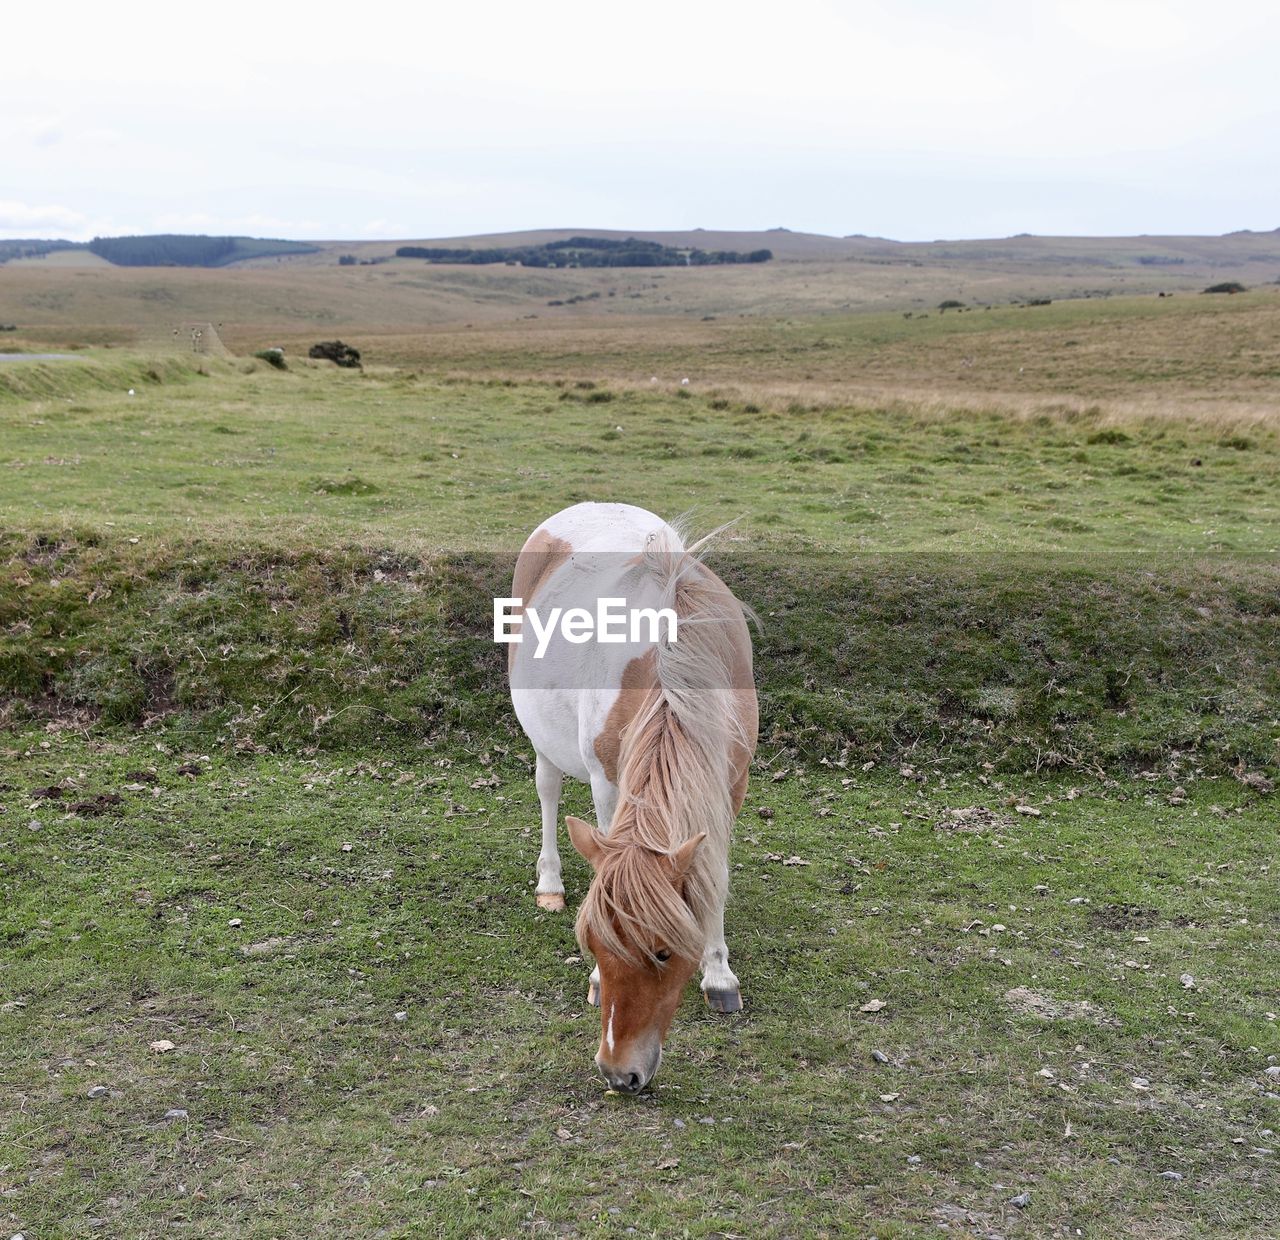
(2, 730, 1277, 1238)
(2, 353, 1278, 553)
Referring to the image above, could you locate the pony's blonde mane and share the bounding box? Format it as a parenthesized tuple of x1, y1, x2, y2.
(577, 520, 755, 965)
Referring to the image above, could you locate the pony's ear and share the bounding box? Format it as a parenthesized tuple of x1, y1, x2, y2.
(669, 832, 707, 882)
(566, 815, 606, 869)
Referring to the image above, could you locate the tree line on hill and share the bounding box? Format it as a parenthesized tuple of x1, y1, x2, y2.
(86, 235, 320, 267)
(395, 236, 773, 268)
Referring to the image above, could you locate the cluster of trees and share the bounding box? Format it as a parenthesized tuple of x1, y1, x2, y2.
(395, 237, 772, 268)
(87, 235, 320, 267)
(544, 236, 662, 252)
(687, 248, 773, 265)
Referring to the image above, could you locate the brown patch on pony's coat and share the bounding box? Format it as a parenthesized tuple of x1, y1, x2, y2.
(507, 529, 572, 674)
(593, 649, 660, 784)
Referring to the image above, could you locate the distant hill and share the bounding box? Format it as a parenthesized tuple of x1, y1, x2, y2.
(4, 225, 1278, 343)
(8, 227, 1279, 270)
(0, 238, 84, 263)
(0, 235, 324, 268)
(259, 225, 1280, 271)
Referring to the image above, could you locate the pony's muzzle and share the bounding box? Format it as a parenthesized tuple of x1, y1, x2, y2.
(596, 1046, 660, 1094)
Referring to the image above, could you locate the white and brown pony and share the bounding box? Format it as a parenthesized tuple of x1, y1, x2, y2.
(508, 502, 757, 1093)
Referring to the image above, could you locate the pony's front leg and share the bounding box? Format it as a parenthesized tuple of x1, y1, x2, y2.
(589, 770, 618, 834)
(583, 768, 615, 1004)
(534, 753, 566, 911)
(700, 883, 742, 1012)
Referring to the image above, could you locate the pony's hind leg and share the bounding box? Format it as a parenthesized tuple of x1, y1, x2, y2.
(534, 752, 566, 911)
(700, 876, 742, 1012)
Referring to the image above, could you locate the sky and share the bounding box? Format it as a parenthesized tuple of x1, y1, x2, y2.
(3, 0, 1278, 243)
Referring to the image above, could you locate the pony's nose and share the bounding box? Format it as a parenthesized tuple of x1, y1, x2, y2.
(598, 1063, 643, 1094)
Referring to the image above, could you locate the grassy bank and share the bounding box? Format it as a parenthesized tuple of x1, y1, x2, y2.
(4, 535, 1279, 773)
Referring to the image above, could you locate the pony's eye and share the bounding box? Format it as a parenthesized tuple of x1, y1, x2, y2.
(654, 949, 672, 963)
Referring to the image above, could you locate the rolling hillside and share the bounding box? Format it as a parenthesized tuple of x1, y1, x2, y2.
(272, 225, 1280, 270)
(3, 226, 1279, 367)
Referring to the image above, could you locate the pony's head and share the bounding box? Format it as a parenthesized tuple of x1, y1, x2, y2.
(567, 815, 705, 1094)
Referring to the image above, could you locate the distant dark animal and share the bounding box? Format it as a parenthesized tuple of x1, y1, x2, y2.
(309, 340, 362, 368)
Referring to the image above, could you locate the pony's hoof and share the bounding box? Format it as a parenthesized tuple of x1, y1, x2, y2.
(536, 892, 566, 911)
(703, 987, 743, 1013)
(587, 979, 601, 1007)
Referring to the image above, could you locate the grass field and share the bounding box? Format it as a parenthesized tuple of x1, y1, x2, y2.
(2, 262, 1278, 1237)
(3, 731, 1277, 1238)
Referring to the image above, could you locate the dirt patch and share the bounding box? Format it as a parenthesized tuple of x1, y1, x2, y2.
(241, 936, 294, 958)
(932, 1203, 1004, 1239)
(1088, 903, 1159, 930)
(1003, 986, 1120, 1027)
(67, 792, 124, 817)
(21, 535, 79, 569)
(0, 696, 101, 730)
(932, 805, 1014, 833)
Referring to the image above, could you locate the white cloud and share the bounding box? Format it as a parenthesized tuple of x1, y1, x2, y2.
(150, 211, 327, 237)
(0, 199, 90, 237)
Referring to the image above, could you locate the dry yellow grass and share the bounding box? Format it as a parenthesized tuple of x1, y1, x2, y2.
(231, 290, 1280, 429)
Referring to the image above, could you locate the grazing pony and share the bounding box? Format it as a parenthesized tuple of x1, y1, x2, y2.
(508, 503, 757, 1093)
